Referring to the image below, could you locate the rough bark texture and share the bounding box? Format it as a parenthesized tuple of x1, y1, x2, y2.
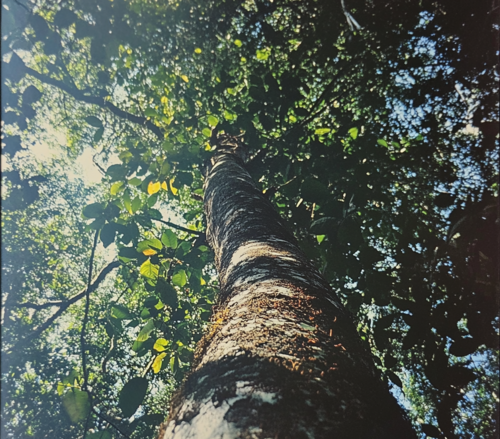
(163, 137, 416, 438)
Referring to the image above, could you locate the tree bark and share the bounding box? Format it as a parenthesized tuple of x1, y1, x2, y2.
(162, 136, 416, 438)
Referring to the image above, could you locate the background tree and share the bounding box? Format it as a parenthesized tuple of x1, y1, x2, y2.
(1, 0, 498, 438)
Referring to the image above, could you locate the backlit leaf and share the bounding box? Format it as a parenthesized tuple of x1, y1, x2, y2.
(153, 338, 169, 352)
(207, 115, 219, 127)
(161, 230, 178, 249)
(61, 389, 90, 423)
(136, 319, 155, 342)
(152, 353, 167, 373)
(202, 128, 212, 137)
(110, 181, 124, 195)
(140, 260, 159, 279)
(348, 127, 358, 139)
(172, 269, 187, 287)
(315, 128, 331, 135)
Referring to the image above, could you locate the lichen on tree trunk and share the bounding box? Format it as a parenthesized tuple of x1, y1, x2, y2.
(162, 136, 416, 438)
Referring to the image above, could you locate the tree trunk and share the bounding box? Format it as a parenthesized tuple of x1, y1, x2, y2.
(161, 136, 416, 438)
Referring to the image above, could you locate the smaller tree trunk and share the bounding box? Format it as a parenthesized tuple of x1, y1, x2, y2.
(162, 137, 416, 438)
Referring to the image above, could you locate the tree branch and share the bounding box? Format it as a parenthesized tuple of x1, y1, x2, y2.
(153, 218, 204, 236)
(15, 261, 120, 310)
(7, 260, 120, 354)
(20, 58, 164, 140)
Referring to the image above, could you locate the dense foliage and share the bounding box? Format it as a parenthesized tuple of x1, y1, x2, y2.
(2, 0, 498, 438)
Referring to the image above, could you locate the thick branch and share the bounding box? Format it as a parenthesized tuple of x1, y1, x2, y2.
(21, 60, 164, 139)
(7, 261, 120, 354)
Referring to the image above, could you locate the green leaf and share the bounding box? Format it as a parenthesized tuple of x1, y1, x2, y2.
(22, 86, 42, 105)
(202, 128, 211, 137)
(172, 269, 187, 287)
(157, 278, 178, 309)
(314, 128, 331, 135)
(161, 230, 178, 249)
(144, 108, 157, 118)
(136, 319, 155, 342)
(234, 39, 242, 47)
(140, 260, 159, 279)
(110, 181, 124, 195)
(94, 127, 104, 143)
(377, 139, 388, 147)
(316, 234, 325, 244)
(61, 389, 90, 423)
(131, 196, 141, 213)
(207, 115, 219, 127)
(137, 238, 162, 253)
(147, 193, 158, 208)
(83, 202, 104, 219)
(110, 304, 132, 320)
(118, 377, 148, 418)
(85, 116, 103, 128)
(128, 177, 142, 186)
(106, 164, 127, 182)
(100, 222, 117, 248)
(348, 127, 358, 139)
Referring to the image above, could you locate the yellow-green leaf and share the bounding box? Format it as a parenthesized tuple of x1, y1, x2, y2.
(202, 128, 211, 137)
(110, 181, 124, 195)
(348, 127, 358, 139)
(152, 353, 167, 373)
(234, 39, 242, 47)
(153, 338, 169, 352)
(315, 128, 331, 135)
(172, 269, 187, 287)
(140, 260, 159, 279)
(161, 229, 178, 249)
(180, 75, 189, 83)
(207, 115, 219, 127)
(256, 48, 270, 60)
(194, 48, 202, 54)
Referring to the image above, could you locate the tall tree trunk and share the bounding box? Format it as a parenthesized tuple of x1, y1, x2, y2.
(162, 136, 416, 438)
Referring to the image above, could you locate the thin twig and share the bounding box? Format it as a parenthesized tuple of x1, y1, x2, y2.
(8, 261, 120, 353)
(19, 58, 164, 139)
(153, 218, 204, 236)
(92, 408, 131, 439)
(81, 231, 99, 392)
